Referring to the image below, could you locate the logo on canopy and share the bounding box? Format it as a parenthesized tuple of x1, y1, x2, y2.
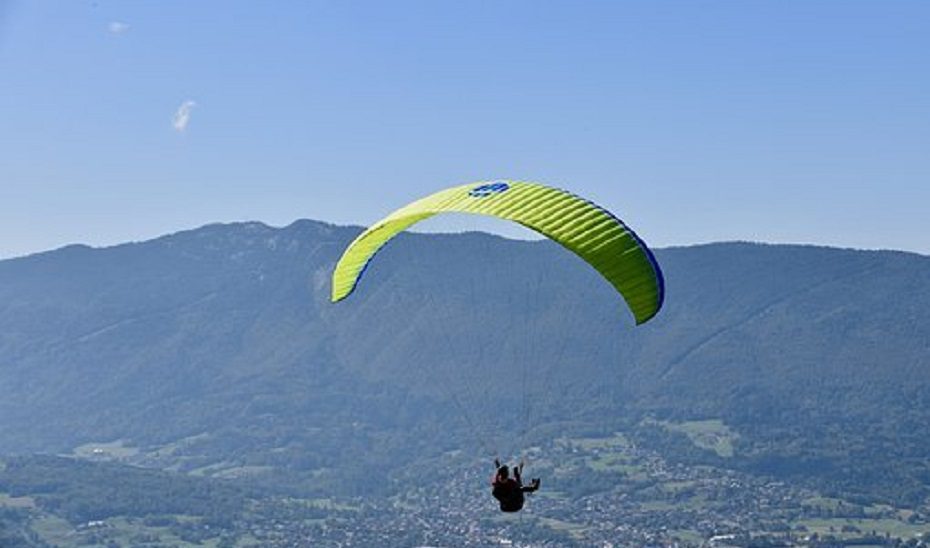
(468, 181, 510, 198)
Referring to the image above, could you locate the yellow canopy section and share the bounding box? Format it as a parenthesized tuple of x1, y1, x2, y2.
(331, 180, 664, 324)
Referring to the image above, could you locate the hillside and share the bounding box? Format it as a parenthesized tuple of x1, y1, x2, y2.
(0, 220, 927, 504)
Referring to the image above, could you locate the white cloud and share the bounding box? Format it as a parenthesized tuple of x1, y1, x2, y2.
(108, 21, 130, 34)
(172, 100, 196, 132)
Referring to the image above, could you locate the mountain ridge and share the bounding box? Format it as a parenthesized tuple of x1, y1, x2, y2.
(0, 219, 927, 503)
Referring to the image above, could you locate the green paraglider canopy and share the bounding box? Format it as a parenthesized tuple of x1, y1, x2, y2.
(331, 180, 664, 324)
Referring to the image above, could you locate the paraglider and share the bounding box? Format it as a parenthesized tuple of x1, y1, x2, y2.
(331, 180, 664, 324)
(330, 179, 664, 512)
(491, 459, 540, 512)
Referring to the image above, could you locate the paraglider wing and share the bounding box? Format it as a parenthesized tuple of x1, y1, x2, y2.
(330, 180, 664, 324)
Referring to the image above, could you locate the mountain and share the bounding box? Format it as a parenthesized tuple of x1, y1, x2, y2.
(0, 220, 927, 503)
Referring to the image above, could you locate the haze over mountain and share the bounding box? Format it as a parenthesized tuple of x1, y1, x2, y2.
(0, 220, 927, 503)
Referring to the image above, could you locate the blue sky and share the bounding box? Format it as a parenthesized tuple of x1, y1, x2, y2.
(1, 1, 927, 258)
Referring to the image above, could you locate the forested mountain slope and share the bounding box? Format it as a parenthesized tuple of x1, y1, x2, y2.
(0, 220, 927, 501)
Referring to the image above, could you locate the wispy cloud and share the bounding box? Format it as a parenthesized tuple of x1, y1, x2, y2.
(108, 21, 130, 35)
(172, 100, 196, 132)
